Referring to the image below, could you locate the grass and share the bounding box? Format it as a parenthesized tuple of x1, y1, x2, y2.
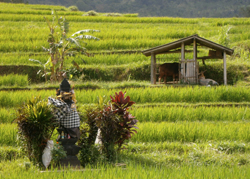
(131, 106, 250, 122)
(0, 146, 22, 161)
(132, 121, 250, 143)
(0, 10, 249, 55)
(76, 86, 250, 104)
(0, 124, 17, 146)
(0, 108, 16, 123)
(0, 74, 28, 87)
(127, 141, 250, 154)
(0, 86, 250, 108)
(2, 121, 250, 146)
(0, 159, 250, 179)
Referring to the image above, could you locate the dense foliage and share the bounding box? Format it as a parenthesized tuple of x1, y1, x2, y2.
(14, 96, 58, 168)
(79, 91, 138, 164)
(96, 91, 137, 161)
(78, 105, 100, 166)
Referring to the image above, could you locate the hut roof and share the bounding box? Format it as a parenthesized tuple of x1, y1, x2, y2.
(142, 34, 234, 57)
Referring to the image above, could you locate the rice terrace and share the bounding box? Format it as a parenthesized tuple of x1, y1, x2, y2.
(1, 2, 250, 179)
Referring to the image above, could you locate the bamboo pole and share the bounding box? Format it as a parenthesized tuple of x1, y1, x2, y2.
(151, 53, 156, 84)
(223, 50, 227, 85)
(193, 38, 198, 84)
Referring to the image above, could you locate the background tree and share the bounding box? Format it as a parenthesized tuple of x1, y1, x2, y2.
(26, 0, 250, 18)
(0, 0, 25, 3)
(239, 5, 250, 17)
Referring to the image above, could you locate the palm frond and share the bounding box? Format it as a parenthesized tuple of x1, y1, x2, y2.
(66, 37, 81, 47)
(29, 59, 43, 65)
(76, 35, 100, 41)
(42, 46, 50, 52)
(71, 29, 100, 36)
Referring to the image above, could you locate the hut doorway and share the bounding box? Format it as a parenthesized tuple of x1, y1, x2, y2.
(180, 59, 199, 84)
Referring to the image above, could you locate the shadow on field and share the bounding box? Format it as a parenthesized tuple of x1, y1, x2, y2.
(118, 153, 168, 167)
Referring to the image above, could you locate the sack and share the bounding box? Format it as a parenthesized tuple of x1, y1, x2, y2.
(42, 140, 54, 168)
(95, 128, 102, 145)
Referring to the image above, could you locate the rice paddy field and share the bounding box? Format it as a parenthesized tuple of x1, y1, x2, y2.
(1, 2, 250, 179)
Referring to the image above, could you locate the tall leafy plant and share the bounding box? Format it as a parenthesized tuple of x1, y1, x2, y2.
(14, 96, 58, 168)
(30, 10, 100, 82)
(110, 91, 138, 149)
(96, 91, 138, 162)
(78, 92, 137, 165)
(78, 96, 107, 166)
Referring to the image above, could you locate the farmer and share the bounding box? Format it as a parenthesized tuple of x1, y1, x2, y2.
(48, 78, 80, 140)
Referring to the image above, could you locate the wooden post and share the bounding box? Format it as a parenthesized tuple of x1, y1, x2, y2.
(181, 42, 185, 60)
(151, 53, 156, 84)
(193, 38, 197, 84)
(223, 50, 227, 85)
(180, 42, 185, 82)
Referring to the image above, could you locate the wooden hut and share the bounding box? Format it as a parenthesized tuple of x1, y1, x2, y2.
(142, 34, 234, 85)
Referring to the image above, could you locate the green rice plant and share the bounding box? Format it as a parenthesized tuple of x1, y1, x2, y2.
(0, 21, 197, 41)
(76, 87, 184, 104)
(0, 74, 28, 87)
(0, 52, 77, 66)
(128, 141, 250, 154)
(0, 7, 249, 56)
(0, 37, 173, 52)
(2, 121, 250, 146)
(0, 108, 16, 123)
(0, 40, 47, 53)
(0, 22, 194, 52)
(132, 121, 250, 143)
(1, 160, 250, 178)
(0, 16, 246, 54)
(0, 124, 17, 146)
(0, 3, 68, 12)
(29, 80, 151, 90)
(1, 86, 250, 108)
(88, 86, 250, 104)
(74, 53, 149, 66)
(1, 141, 249, 166)
(0, 146, 23, 161)
(122, 145, 250, 167)
(0, 90, 54, 108)
(123, 13, 139, 17)
(65, 15, 200, 24)
(0, 14, 47, 22)
(131, 106, 250, 122)
(0, 13, 198, 24)
(7, 104, 250, 131)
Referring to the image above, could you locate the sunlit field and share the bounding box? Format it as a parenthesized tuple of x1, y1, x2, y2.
(1, 2, 250, 178)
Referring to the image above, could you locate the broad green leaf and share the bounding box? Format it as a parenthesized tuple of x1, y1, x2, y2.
(76, 35, 100, 41)
(29, 59, 43, 65)
(71, 29, 100, 36)
(66, 37, 81, 47)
